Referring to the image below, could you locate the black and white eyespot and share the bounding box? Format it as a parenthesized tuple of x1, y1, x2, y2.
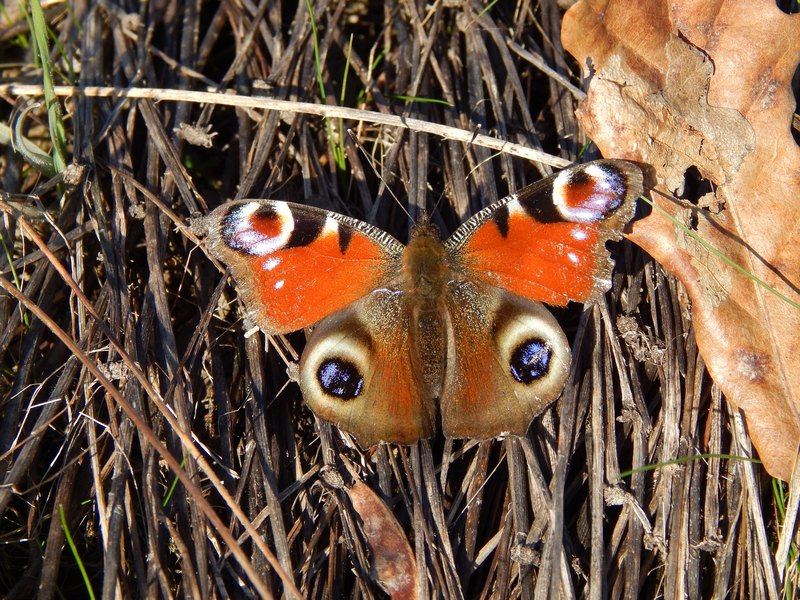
(222, 201, 295, 256)
(494, 305, 570, 391)
(299, 328, 372, 404)
(509, 338, 553, 384)
(316, 358, 364, 399)
(552, 162, 629, 223)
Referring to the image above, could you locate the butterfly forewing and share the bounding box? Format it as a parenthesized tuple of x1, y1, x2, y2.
(445, 160, 642, 306)
(204, 200, 404, 334)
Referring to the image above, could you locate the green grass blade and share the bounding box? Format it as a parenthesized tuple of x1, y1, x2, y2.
(619, 453, 761, 478)
(28, 0, 68, 174)
(642, 193, 800, 311)
(392, 94, 453, 106)
(305, 0, 346, 170)
(59, 504, 97, 600)
(8, 105, 57, 177)
(163, 458, 186, 507)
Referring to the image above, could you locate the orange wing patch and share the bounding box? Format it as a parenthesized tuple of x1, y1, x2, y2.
(447, 160, 641, 306)
(205, 200, 402, 333)
(453, 209, 605, 305)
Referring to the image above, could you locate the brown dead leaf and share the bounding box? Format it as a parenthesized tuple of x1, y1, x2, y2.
(562, 0, 800, 480)
(347, 481, 418, 599)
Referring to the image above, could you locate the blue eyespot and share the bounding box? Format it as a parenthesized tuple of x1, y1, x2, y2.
(317, 359, 364, 400)
(509, 339, 552, 384)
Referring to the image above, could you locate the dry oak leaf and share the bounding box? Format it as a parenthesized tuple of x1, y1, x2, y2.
(347, 480, 418, 599)
(562, 0, 800, 481)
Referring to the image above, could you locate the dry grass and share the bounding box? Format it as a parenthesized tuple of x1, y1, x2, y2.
(0, 1, 796, 598)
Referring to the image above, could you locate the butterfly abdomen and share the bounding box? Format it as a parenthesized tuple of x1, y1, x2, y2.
(401, 227, 453, 400)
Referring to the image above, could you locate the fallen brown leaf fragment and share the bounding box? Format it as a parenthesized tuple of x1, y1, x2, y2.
(347, 480, 418, 599)
(563, 0, 800, 480)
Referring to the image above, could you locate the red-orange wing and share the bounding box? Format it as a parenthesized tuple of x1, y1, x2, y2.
(204, 200, 404, 333)
(445, 160, 642, 305)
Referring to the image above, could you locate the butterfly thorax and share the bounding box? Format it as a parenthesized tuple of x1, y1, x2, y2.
(401, 224, 449, 302)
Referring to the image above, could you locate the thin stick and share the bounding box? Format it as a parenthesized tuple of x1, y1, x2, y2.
(1, 84, 571, 168)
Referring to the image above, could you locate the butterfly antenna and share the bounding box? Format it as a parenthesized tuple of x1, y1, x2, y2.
(346, 128, 413, 226)
(430, 185, 448, 221)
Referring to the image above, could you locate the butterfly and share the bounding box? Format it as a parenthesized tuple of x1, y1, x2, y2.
(203, 160, 643, 446)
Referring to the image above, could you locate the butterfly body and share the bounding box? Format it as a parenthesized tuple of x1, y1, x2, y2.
(204, 160, 643, 445)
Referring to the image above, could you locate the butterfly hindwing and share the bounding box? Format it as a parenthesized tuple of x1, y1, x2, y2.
(204, 200, 404, 334)
(445, 160, 642, 306)
(299, 290, 436, 446)
(440, 281, 571, 438)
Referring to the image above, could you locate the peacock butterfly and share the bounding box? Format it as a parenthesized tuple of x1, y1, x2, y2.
(203, 160, 643, 446)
